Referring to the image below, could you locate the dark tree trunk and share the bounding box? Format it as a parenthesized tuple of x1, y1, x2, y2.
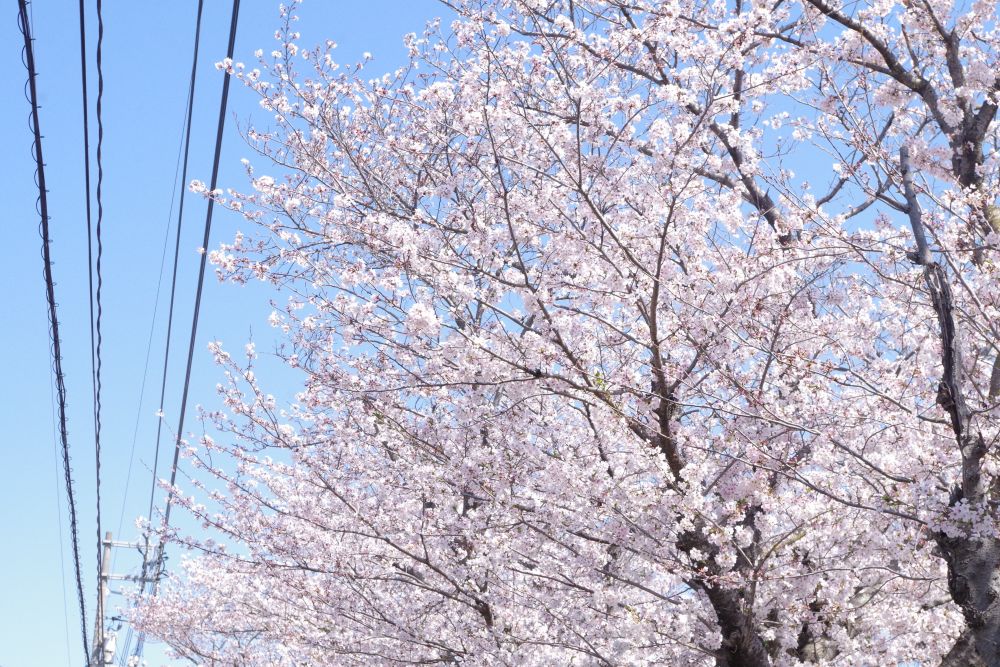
(699, 584, 772, 667)
(937, 536, 1000, 666)
(941, 628, 988, 667)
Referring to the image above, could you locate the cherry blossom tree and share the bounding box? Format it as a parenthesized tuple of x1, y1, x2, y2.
(132, 0, 1000, 664)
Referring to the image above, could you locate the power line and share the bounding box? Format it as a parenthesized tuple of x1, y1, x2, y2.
(93, 0, 108, 661)
(113, 18, 202, 667)
(130, 1, 209, 659)
(18, 0, 90, 660)
(76, 0, 97, 484)
(76, 0, 104, 656)
(76, 0, 108, 658)
(144, 0, 206, 557)
(111, 67, 191, 574)
(112, 146, 186, 667)
(153, 0, 241, 588)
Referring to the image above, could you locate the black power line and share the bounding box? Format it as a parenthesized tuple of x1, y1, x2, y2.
(76, 0, 97, 484)
(133, 1, 241, 659)
(143, 2, 244, 615)
(93, 0, 107, 660)
(111, 55, 194, 667)
(75, 0, 102, 655)
(155, 0, 241, 580)
(18, 0, 90, 661)
(125, 1, 207, 657)
(145, 0, 206, 559)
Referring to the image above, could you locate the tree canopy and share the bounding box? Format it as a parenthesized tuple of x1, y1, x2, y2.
(133, 1, 1000, 664)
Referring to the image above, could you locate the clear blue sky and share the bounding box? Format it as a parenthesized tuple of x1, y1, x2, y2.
(1, 2, 445, 665)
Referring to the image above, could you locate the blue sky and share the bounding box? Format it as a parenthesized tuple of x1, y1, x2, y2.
(1, 2, 445, 665)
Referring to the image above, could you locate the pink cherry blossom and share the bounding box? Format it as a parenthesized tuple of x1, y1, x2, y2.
(130, 1, 1000, 664)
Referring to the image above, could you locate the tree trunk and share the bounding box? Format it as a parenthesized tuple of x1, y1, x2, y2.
(679, 512, 771, 667)
(937, 536, 1000, 666)
(699, 584, 772, 667)
(941, 628, 988, 667)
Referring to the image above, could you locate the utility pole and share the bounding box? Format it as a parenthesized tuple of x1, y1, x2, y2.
(90, 532, 113, 667)
(92, 535, 153, 666)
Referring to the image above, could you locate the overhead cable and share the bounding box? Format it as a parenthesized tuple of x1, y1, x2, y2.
(18, 0, 90, 659)
(145, 0, 206, 559)
(121, 0, 207, 658)
(132, 0, 217, 658)
(155, 0, 241, 575)
(92, 0, 108, 659)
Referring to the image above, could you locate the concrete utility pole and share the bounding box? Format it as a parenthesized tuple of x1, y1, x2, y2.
(89, 535, 152, 666)
(90, 532, 113, 667)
